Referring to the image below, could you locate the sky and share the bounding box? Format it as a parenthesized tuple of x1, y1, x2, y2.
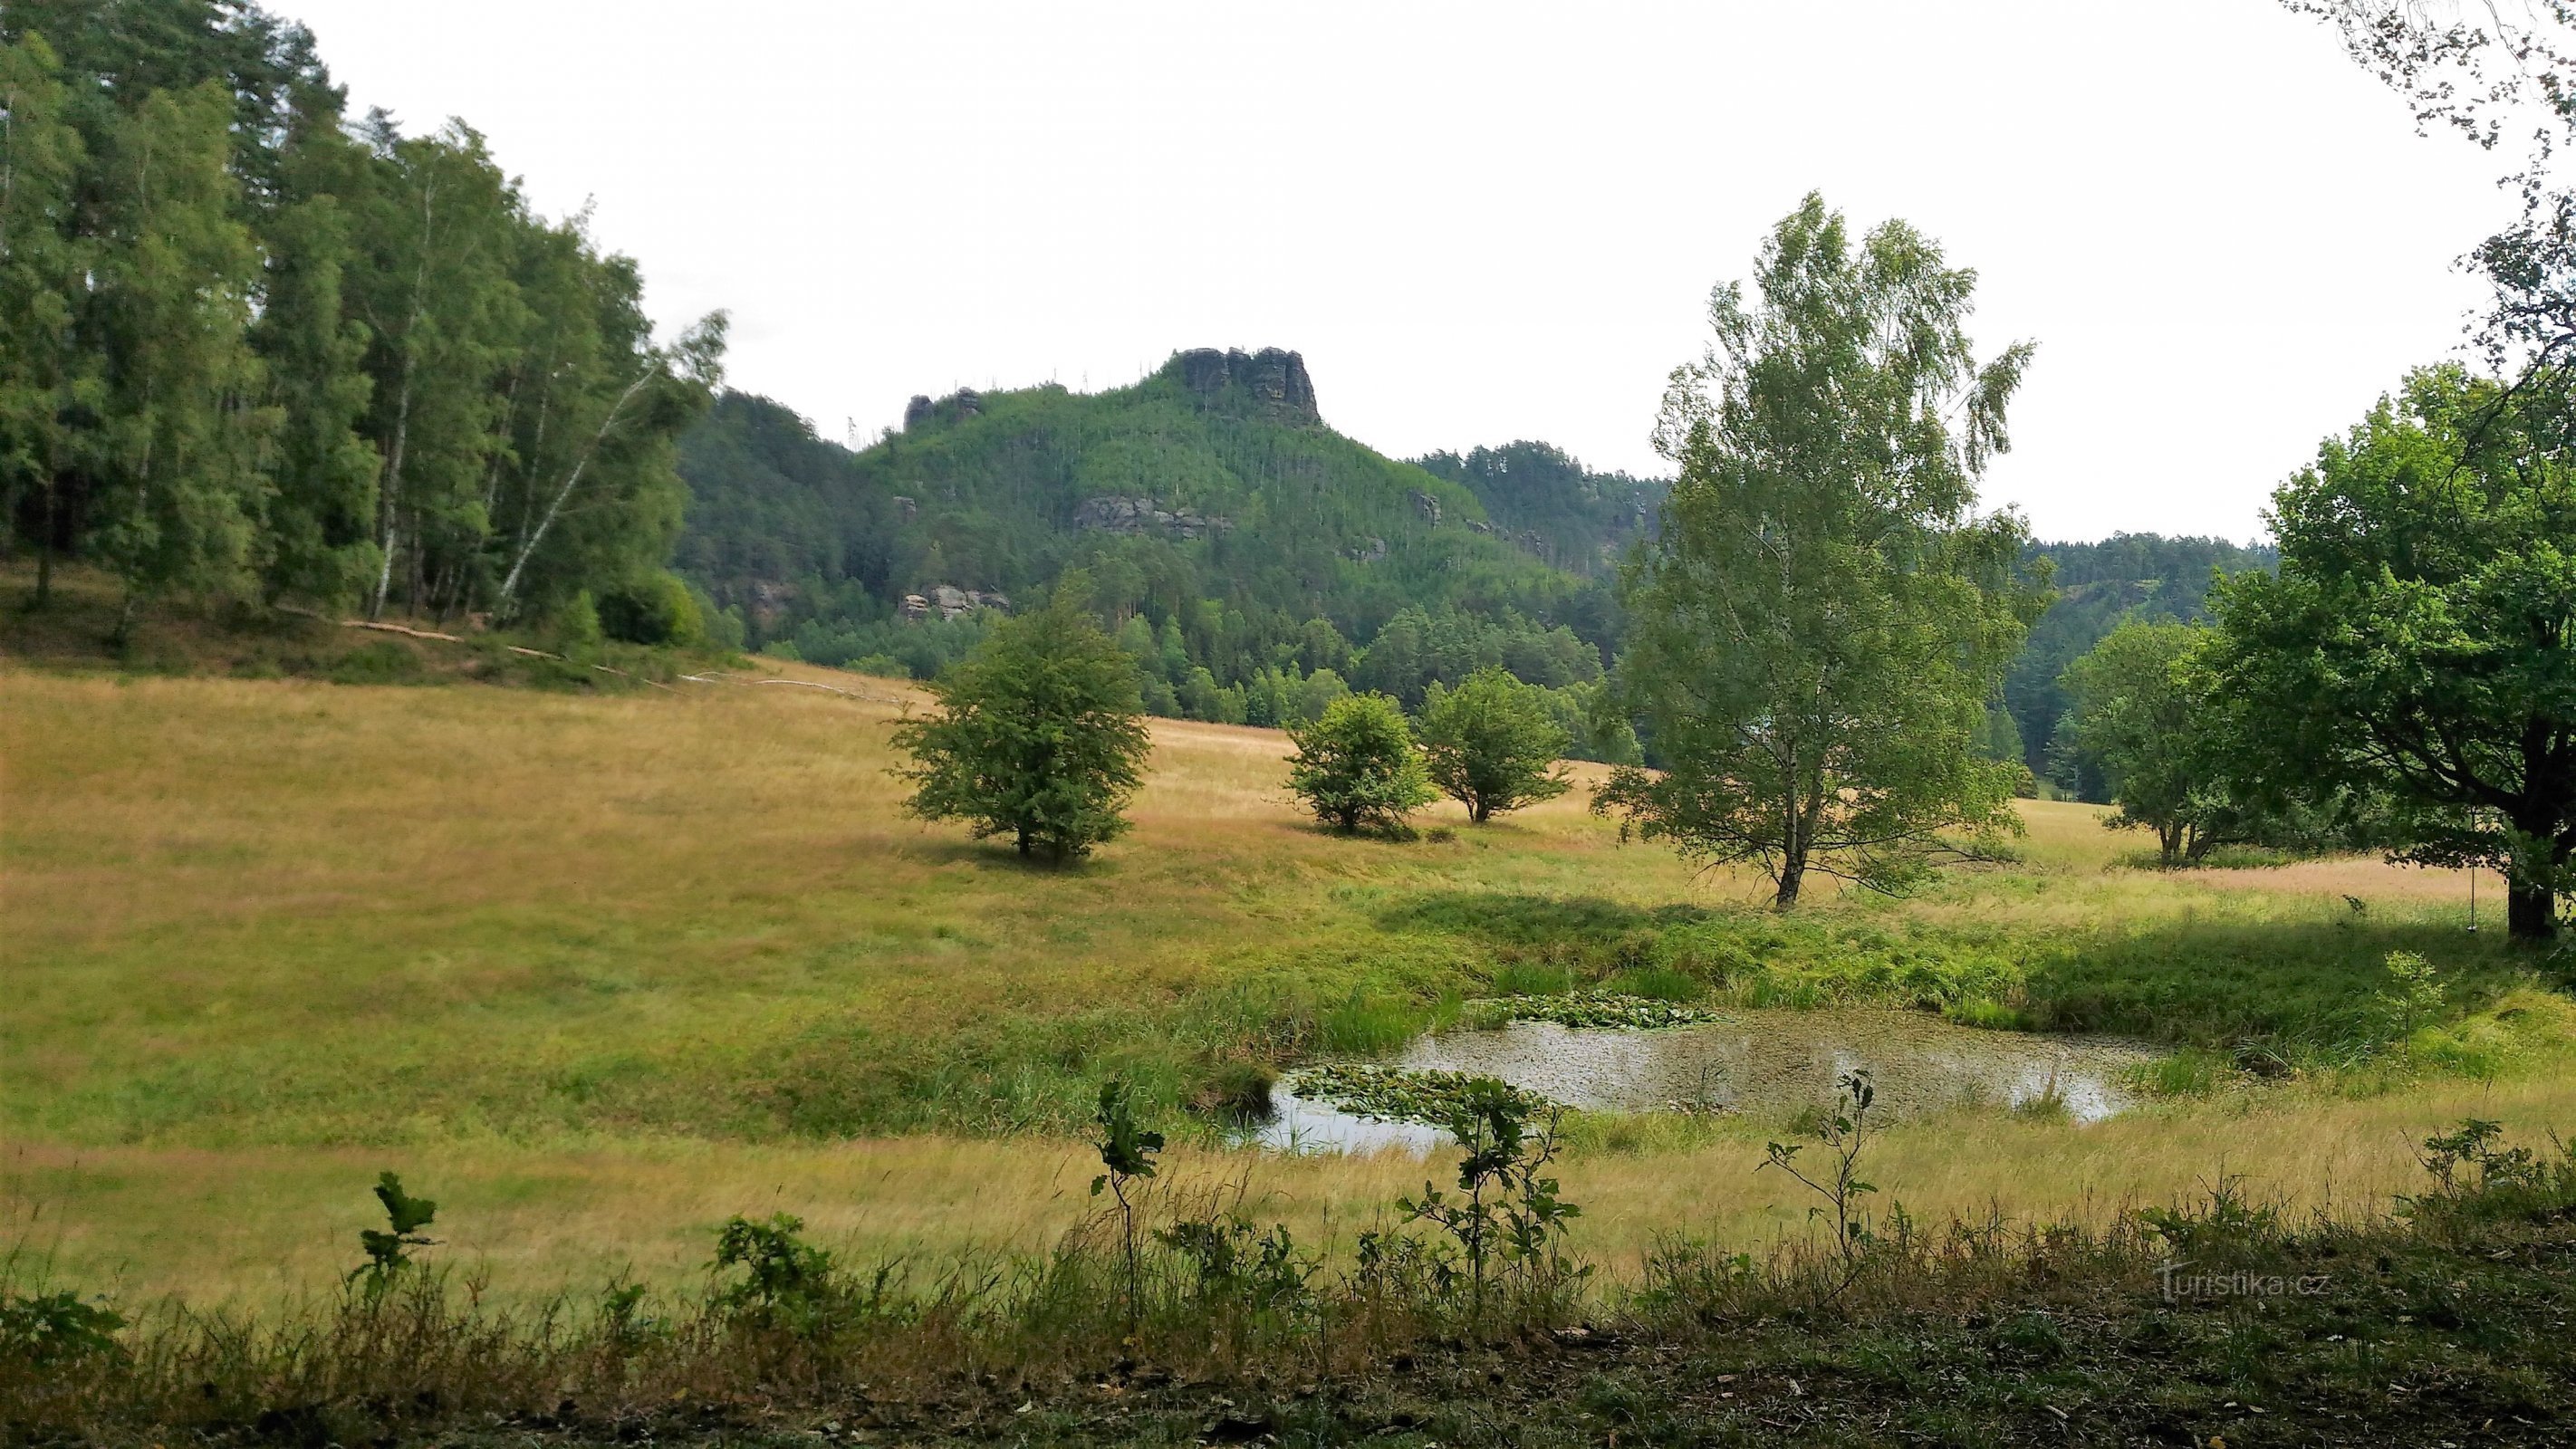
(273, 0, 2520, 543)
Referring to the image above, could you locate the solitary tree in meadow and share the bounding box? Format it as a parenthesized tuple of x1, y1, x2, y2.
(1418, 667, 1572, 823)
(1285, 692, 1436, 833)
(2059, 620, 2235, 866)
(1596, 193, 2045, 907)
(889, 582, 1151, 860)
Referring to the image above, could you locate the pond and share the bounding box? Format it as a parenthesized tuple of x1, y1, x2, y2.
(1246, 1007, 2162, 1155)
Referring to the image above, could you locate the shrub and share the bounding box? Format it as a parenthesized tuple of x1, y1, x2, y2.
(555, 590, 605, 649)
(711, 1213, 839, 1331)
(1285, 693, 1436, 833)
(351, 1173, 438, 1296)
(1400, 1079, 1584, 1309)
(596, 572, 705, 646)
(0, 1291, 123, 1368)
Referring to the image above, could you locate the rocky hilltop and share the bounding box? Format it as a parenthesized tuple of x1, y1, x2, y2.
(1172, 347, 1320, 426)
(673, 353, 1639, 689)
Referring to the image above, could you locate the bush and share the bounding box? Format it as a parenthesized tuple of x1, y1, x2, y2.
(596, 572, 705, 647)
(556, 590, 605, 649)
(1286, 693, 1436, 833)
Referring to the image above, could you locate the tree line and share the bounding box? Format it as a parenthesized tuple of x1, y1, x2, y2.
(0, 2, 723, 641)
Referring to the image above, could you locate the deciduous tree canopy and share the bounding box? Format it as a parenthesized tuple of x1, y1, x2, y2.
(889, 582, 1152, 860)
(0, 4, 723, 635)
(2215, 364, 2576, 937)
(1598, 193, 2045, 906)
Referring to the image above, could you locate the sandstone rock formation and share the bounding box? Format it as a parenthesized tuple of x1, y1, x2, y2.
(902, 389, 983, 431)
(1072, 495, 1232, 539)
(1172, 347, 1320, 426)
(903, 585, 1011, 621)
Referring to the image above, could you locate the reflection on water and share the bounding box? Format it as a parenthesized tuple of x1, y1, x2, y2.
(1245, 1008, 2161, 1156)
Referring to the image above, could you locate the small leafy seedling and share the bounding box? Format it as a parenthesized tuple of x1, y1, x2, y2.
(351, 1172, 438, 1295)
(710, 1213, 838, 1329)
(1760, 1070, 1879, 1283)
(0, 1290, 125, 1367)
(1090, 1079, 1164, 1319)
(1401, 1075, 1582, 1311)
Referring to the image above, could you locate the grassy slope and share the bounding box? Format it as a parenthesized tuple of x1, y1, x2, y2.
(8, 620, 2576, 1307)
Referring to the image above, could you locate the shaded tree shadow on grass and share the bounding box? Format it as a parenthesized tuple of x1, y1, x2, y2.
(892, 833, 1128, 875)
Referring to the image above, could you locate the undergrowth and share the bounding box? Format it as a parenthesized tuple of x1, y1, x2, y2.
(11, 1114, 2576, 1445)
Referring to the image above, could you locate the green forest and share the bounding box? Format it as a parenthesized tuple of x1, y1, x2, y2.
(669, 373, 2277, 782)
(673, 370, 2272, 780)
(0, 2, 723, 642)
(673, 356, 1635, 752)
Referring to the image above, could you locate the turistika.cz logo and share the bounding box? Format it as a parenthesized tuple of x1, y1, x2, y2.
(2155, 1259, 2331, 1302)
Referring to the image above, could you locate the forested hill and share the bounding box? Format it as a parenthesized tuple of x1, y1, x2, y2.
(2005, 533, 2279, 784)
(675, 350, 1644, 738)
(1410, 442, 1668, 579)
(671, 355, 2273, 765)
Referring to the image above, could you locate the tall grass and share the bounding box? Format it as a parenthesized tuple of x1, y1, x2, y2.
(5, 655, 2568, 1310)
(14, 1125, 2576, 1444)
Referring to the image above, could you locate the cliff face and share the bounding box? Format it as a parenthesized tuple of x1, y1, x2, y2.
(1171, 347, 1320, 426)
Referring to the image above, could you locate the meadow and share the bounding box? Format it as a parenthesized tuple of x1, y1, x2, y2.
(9, 627, 2576, 1322)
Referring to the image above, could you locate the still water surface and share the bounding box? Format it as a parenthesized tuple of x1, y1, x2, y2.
(1250, 1008, 2162, 1155)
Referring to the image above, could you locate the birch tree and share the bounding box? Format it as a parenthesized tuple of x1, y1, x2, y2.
(85, 81, 274, 637)
(1596, 194, 2045, 907)
(0, 34, 90, 607)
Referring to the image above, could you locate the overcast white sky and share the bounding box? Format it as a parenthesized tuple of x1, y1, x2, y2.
(274, 1, 2516, 542)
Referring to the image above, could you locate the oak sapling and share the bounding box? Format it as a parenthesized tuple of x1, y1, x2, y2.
(710, 1213, 837, 1332)
(1090, 1079, 1164, 1317)
(351, 1172, 438, 1296)
(1400, 1077, 1582, 1311)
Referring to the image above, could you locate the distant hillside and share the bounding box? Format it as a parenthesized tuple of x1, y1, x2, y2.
(675, 350, 1629, 741)
(675, 358, 2273, 775)
(1410, 441, 1668, 579)
(2004, 533, 2279, 790)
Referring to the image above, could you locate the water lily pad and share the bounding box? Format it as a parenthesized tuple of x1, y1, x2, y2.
(1287, 1063, 1552, 1127)
(1475, 990, 1724, 1030)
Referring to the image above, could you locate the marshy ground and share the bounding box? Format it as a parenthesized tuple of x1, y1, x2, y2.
(8, 616, 2574, 1314)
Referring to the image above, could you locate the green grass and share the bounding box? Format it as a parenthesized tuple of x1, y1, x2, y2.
(10, 577, 2576, 1310)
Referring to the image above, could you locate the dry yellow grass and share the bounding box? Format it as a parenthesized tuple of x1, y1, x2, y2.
(0, 660, 2555, 1307)
(17, 1073, 2574, 1306)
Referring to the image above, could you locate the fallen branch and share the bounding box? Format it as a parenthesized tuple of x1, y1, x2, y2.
(749, 677, 908, 705)
(343, 619, 465, 643)
(271, 606, 678, 692)
(600, 664, 681, 694)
